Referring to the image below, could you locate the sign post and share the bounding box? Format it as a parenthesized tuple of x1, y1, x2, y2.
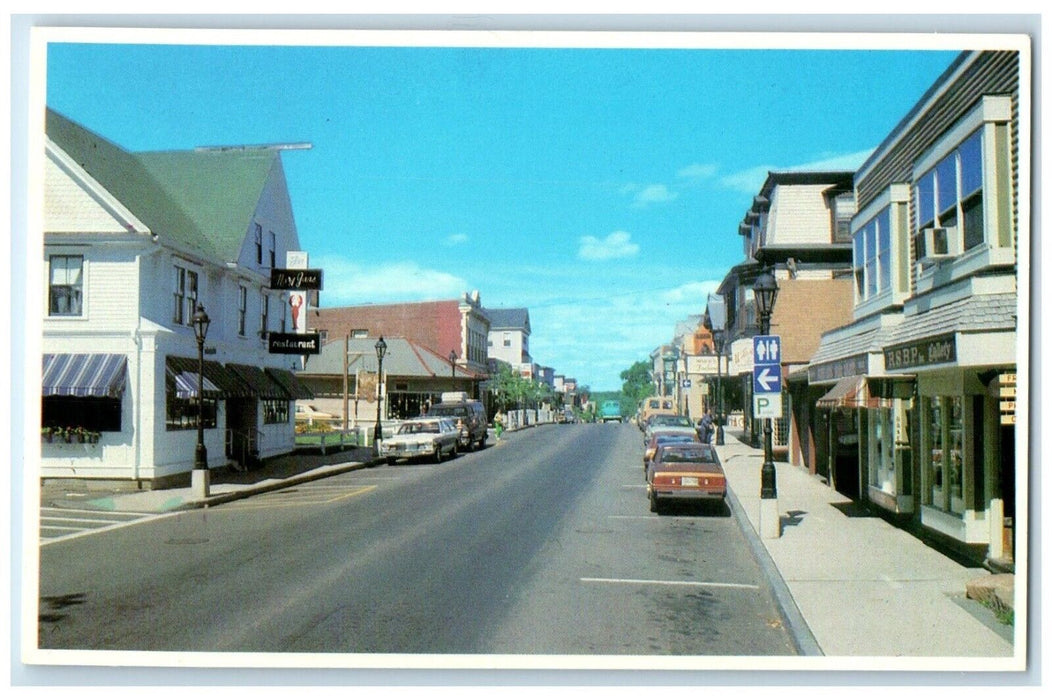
(753, 334, 782, 539)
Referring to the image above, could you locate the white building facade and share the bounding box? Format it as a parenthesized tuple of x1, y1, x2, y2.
(40, 109, 312, 486)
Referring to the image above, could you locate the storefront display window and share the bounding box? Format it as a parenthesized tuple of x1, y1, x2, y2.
(868, 407, 896, 494)
(926, 395, 966, 515)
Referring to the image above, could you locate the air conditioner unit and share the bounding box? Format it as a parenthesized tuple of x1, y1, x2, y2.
(918, 226, 960, 263)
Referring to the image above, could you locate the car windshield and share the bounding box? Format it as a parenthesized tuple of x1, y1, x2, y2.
(398, 421, 441, 434)
(655, 435, 695, 444)
(651, 415, 692, 427)
(430, 406, 467, 417)
(659, 447, 716, 463)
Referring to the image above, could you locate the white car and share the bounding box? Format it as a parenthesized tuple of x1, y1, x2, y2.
(380, 417, 461, 464)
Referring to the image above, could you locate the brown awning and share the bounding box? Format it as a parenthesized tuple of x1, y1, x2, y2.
(816, 375, 894, 410)
(228, 363, 291, 400)
(265, 367, 314, 400)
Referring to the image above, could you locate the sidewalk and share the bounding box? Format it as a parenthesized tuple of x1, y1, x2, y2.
(714, 434, 1018, 663)
(38, 428, 1020, 663)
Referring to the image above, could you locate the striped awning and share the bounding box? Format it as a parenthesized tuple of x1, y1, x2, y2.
(228, 363, 291, 400)
(816, 375, 894, 410)
(166, 356, 253, 399)
(266, 367, 314, 400)
(42, 353, 127, 398)
(168, 369, 222, 400)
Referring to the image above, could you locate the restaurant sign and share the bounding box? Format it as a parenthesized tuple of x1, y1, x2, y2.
(268, 332, 321, 355)
(884, 333, 956, 371)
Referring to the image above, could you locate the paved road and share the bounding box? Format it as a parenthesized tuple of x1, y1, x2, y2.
(38, 423, 797, 657)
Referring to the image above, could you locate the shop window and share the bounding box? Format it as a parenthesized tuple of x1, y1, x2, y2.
(263, 399, 289, 424)
(48, 255, 84, 316)
(926, 395, 965, 515)
(42, 396, 121, 432)
(165, 393, 217, 431)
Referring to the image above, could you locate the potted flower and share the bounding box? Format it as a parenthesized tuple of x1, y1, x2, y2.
(87, 430, 101, 445)
(42, 427, 53, 443)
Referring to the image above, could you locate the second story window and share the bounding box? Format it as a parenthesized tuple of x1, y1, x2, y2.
(853, 207, 892, 301)
(915, 129, 984, 262)
(254, 223, 263, 265)
(238, 285, 247, 336)
(172, 265, 198, 326)
(269, 231, 277, 269)
(260, 291, 269, 337)
(503, 332, 511, 348)
(48, 255, 83, 317)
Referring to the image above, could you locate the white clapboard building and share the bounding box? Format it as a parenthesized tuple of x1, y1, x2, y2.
(39, 108, 313, 486)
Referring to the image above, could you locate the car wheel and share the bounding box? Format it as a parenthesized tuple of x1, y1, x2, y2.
(386, 457, 396, 466)
(434, 446, 444, 463)
(649, 490, 659, 514)
(477, 434, 486, 449)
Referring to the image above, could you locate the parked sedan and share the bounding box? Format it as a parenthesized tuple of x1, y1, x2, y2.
(380, 417, 461, 464)
(643, 414, 699, 445)
(647, 443, 726, 513)
(643, 432, 701, 478)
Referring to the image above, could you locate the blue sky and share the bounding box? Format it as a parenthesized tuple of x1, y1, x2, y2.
(44, 33, 960, 390)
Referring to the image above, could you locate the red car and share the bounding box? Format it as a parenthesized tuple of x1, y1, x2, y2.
(643, 432, 701, 479)
(647, 443, 726, 513)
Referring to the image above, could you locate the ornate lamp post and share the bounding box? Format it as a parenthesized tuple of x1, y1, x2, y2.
(373, 336, 387, 453)
(191, 304, 211, 498)
(449, 350, 457, 382)
(753, 270, 780, 535)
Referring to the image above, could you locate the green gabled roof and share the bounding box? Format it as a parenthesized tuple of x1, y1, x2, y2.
(137, 149, 277, 262)
(46, 108, 277, 264)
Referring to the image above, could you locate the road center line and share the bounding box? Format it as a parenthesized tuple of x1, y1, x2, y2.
(581, 576, 760, 590)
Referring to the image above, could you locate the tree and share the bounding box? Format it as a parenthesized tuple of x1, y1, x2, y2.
(620, 360, 656, 414)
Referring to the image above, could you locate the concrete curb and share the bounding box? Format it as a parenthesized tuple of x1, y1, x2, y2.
(176, 458, 382, 511)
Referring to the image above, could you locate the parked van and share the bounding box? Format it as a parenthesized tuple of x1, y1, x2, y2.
(427, 392, 488, 450)
(638, 395, 677, 429)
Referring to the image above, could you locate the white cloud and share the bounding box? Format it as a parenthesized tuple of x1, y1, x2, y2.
(312, 255, 468, 305)
(527, 279, 723, 390)
(577, 231, 640, 261)
(677, 162, 719, 180)
(632, 183, 678, 207)
(444, 233, 469, 246)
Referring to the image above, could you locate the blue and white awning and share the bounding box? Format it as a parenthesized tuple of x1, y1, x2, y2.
(42, 353, 127, 398)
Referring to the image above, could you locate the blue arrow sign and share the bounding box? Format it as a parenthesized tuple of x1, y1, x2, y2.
(753, 365, 782, 394)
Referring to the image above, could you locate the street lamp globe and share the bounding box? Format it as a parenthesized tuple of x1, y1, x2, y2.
(192, 303, 211, 344)
(753, 270, 779, 332)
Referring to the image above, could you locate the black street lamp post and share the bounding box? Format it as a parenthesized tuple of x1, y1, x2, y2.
(374, 336, 387, 453)
(191, 303, 211, 498)
(449, 350, 457, 382)
(753, 270, 780, 503)
(713, 328, 726, 446)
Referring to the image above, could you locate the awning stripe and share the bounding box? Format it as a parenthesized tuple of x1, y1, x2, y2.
(168, 369, 222, 400)
(42, 353, 127, 398)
